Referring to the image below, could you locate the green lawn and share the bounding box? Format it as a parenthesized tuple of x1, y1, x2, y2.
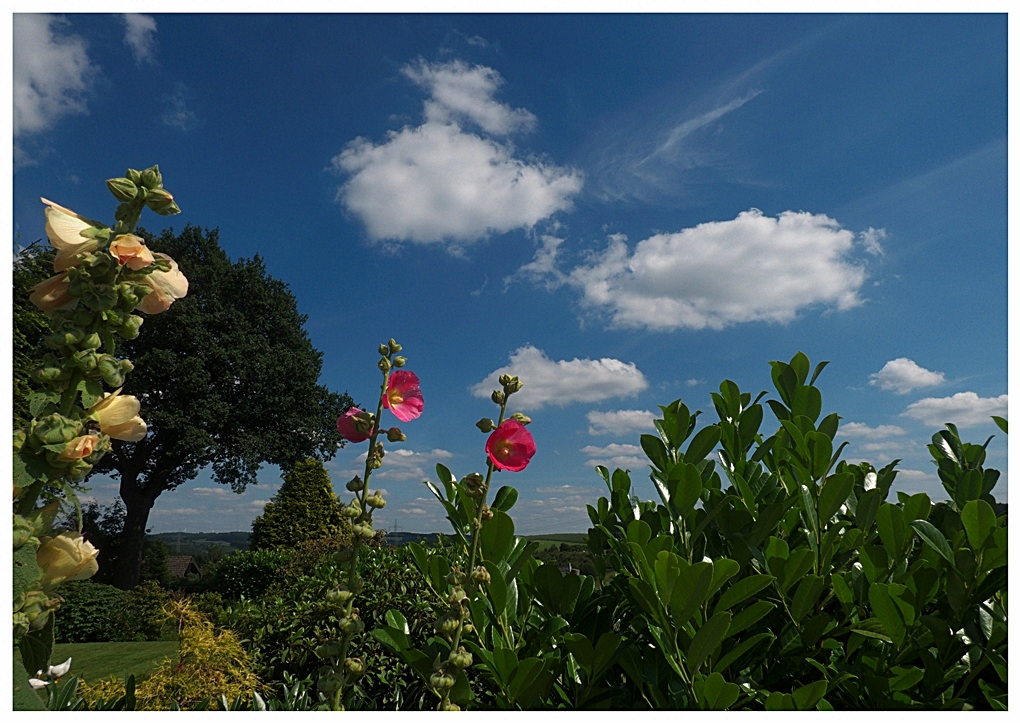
(49, 641, 178, 684)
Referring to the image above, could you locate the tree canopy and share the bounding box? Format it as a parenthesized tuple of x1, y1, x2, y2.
(12, 242, 54, 428)
(250, 459, 351, 551)
(87, 225, 353, 588)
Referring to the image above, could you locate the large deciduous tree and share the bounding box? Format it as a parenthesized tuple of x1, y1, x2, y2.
(13, 242, 54, 428)
(249, 458, 351, 551)
(89, 225, 353, 589)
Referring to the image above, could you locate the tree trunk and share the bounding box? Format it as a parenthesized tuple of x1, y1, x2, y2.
(112, 470, 161, 590)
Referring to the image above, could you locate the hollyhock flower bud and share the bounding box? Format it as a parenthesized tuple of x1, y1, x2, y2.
(476, 418, 496, 433)
(29, 273, 77, 312)
(33, 413, 81, 446)
(392, 356, 406, 367)
(136, 253, 188, 314)
(140, 166, 163, 190)
(384, 370, 424, 422)
(109, 234, 155, 270)
(491, 390, 505, 405)
(386, 427, 407, 443)
(378, 357, 391, 372)
(336, 407, 373, 443)
(89, 389, 147, 442)
(388, 338, 402, 353)
(81, 332, 102, 350)
(346, 476, 365, 492)
(437, 617, 460, 635)
(498, 374, 513, 387)
(344, 657, 365, 675)
(344, 501, 362, 518)
(510, 413, 532, 425)
(118, 314, 144, 340)
(447, 588, 467, 605)
(449, 647, 473, 669)
(106, 177, 138, 202)
(471, 566, 491, 584)
(365, 493, 386, 509)
(378, 344, 390, 356)
(36, 532, 99, 587)
(145, 188, 180, 216)
(340, 616, 365, 635)
(42, 199, 103, 272)
(486, 419, 537, 472)
(58, 435, 100, 462)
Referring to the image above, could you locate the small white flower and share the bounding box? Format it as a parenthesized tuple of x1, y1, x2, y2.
(28, 678, 49, 690)
(864, 472, 877, 491)
(47, 657, 72, 678)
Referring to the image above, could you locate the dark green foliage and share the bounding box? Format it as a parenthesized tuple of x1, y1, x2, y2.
(249, 459, 352, 551)
(215, 548, 293, 600)
(12, 242, 55, 429)
(58, 501, 169, 587)
(220, 543, 447, 710)
(86, 225, 354, 589)
(53, 582, 128, 643)
(121, 581, 173, 642)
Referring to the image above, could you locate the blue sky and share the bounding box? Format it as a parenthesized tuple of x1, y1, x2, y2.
(10, 12, 1009, 535)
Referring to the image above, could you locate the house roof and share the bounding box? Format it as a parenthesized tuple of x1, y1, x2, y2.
(166, 555, 201, 578)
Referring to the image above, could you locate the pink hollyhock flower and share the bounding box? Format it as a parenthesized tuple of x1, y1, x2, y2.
(384, 370, 424, 422)
(337, 407, 373, 443)
(486, 419, 536, 472)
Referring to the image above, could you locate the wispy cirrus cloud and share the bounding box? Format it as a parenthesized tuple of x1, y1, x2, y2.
(332, 59, 582, 248)
(161, 83, 199, 130)
(122, 14, 158, 64)
(336, 448, 454, 483)
(471, 345, 648, 410)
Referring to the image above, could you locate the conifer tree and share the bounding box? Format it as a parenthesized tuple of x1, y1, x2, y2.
(249, 459, 350, 550)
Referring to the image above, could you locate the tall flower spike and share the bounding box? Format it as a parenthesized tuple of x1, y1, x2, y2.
(384, 370, 424, 422)
(486, 419, 536, 472)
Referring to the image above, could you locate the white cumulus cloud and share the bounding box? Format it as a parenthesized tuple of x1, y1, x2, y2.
(901, 392, 1007, 428)
(339, 448, 454, 482)
(122, 14, 157, 64)
(587, 409, 657, 436)
(869, 358, 945, 394)
(839, 422, 909, 439)
(13, 14, 97, 137)
(333, 59, 582, 247)
(471, 345, 648, 410)
(567, 210, 868, 331)
(580, 443, 645, 469)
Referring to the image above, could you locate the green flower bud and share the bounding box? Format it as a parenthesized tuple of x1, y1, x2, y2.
(344, 501, 362, 518)
(346, 475, 364, 492)
(446, 568, 465, 585)
(365, 493, 386, 509)
(471, 566, 491, 585)
(117, 315, 144, 340)
(436, 617, 460, 635)
(33, 413, 81, 446)
(491, 390, 505, 405)
(447, 588, 467, 606)
(378, 344, 390, 356)
(503, 376, 523, 394)
(13, 429, 26, 454)
(386, 427, 406, 443)
(441, 703, 461, 712)
(140, 166, 163, 190)
(73, 309, 95, 328)
(392, 356, 406, 367)
(32, 365, 64, 384)
(340, 615, 364, 635)
(367, 455, 383, 470)
(430, 673, 455, 691)
(126, 168, 143, 185)
(48, 328, 84, 348)
(388, 338, 402, 353)
(498, 374, 513, 387)
(510, 412, 532, 425)
(81, 283, 119, 312)
(75, 350, 98, 372)
(315, 641, 343, 659)
(106, 177, 138, 202)
(144, 188, 179, 215)
(332, 548, 354, 564)
(378, 357, 391, 372)
(98, 357, 126, 387)
(462, 622, 474, 634)
(316, 674, 343, 694)
(461, 473, 485, 497)
(353, 523, 375, 539)
(80, 332, 102, 350)
(344, 657, 365, 675)
(476, 418, 496, 433)
(448, 647, 473, 670)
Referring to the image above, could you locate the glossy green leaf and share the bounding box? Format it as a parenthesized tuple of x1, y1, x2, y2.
(790, 575, 824, 623)
(713, 632, 773, 673)
(698, 671, 740, 710)
(876, 503, 907, 560)
(491, 485, 519, 512)
(483, 560, 508, 616)
(869, 583, 906, 647)
(726, 600, 775, 638)
(961, 499, 997, 550)
(685, 425, 722, 464)
(479, 508, 515, 562)
(910, 519, 955, 565)
(818, 472, 853, 522)
(670, 561, 714, 629)
(715, 574, 775, 612)
(792, 679, 827, 710)
(687, 611, 732, 674)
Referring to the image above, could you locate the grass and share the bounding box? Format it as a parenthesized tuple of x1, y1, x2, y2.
(49, 641, 178, 684)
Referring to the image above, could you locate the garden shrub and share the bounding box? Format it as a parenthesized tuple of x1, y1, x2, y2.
(220, 542, 447, 709)
(215, 547, 293, 600)
(54, 581, 127, 643)
(80, 596, 265, 710)
(121, 580, 173, 641)
(249, 459, 352, 551)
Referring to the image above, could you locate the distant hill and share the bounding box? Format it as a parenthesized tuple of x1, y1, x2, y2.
(149, 531, 249, 556)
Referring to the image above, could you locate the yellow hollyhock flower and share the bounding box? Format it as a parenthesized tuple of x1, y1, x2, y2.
(42, 198, 101, 272)
(89, 389, 147, 442)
